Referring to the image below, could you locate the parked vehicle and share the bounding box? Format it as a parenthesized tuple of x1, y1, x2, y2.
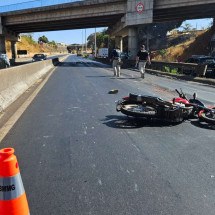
(97, 48, 109, 58)
(32, 54, 47, 62)
(0, 53, 10, 68)
(185, 55, 215, 78)
(120, 52, 130, 60)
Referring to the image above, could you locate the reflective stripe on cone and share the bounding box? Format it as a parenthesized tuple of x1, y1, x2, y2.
(0, 173, 25, 200)
(0, 148, 30, 215)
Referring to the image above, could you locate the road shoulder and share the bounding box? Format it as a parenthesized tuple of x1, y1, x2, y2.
(0, 68, 55, 143)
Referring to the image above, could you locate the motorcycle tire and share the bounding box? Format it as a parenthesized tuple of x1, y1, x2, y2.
(198, 108, 215, 125)
(120, 103, 157, 118)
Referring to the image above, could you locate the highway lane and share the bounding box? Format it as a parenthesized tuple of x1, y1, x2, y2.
(12, 53, 68, 66)
(1, 55, 215, 215)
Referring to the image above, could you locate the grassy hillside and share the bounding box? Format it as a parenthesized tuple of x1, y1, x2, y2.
(153, 25, 215, 62)
(6, 35, 67, 58)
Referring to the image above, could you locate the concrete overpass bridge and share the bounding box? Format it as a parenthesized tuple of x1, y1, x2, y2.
(1, 0, 215, 59)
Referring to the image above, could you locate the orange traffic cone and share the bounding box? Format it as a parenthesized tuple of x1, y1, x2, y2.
(0, 148, 30, 215)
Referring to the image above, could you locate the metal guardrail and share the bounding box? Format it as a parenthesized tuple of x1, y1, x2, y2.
(0, 0, 83, 13)
(0, 59, 8, 69)
(149, 61, 207, 77)
(119, 59, 207, 77)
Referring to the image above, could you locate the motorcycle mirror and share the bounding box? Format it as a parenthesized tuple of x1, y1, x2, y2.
(180, 88, 184, 98)
(193, 93, 197, 99)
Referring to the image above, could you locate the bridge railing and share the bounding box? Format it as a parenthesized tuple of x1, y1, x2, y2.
(89, 57, 207, 77)
(148, 61, 207, 77)
(121, 59, 207, 77)
(0, 0, 83, 13)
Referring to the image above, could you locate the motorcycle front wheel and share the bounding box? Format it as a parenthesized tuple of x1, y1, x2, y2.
(198, 108, 215, 124)
(120, 104, 157, 117)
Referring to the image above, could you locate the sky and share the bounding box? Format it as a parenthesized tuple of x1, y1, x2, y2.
(31, 18, 213, 45)
(32, 28, 106, 45)
(0, 1, 213, 45)
(179, 18, 213, 31)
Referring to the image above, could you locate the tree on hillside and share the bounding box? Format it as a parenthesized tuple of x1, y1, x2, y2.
(48, 40, 57, 48)
(138, 21, 183, 50)
(38, 35, 49, 43)
(20, 33, 37, 45)
(181, 23, 192, 32)
(21, 33, 34, 39)
(87, 29, 112, 50)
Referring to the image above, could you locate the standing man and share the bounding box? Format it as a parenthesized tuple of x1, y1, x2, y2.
(110, 47, 121, 77)
(136, 45, 151, 78)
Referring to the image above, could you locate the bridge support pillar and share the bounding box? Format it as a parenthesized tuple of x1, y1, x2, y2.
(115, 36, 123, 51)
(0, 35, 6, 54)
(128, 27, 138, 60)
(126, 0, 153, 26)
(0, 17, 6, 53)
(11, 41, 17, 59)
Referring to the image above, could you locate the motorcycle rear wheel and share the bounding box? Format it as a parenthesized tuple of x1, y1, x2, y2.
(120, 104, 157, 117)
(198, 108, 215, 124)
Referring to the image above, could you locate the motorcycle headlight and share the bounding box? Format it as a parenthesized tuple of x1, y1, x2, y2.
(115, 100, 123, 111)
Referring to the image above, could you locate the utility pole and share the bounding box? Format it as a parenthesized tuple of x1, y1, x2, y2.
(85, 29, 87, 52)
(146, 26, 149, 51)
(95, 28, 97, 57)
(82, 29, 84, 55)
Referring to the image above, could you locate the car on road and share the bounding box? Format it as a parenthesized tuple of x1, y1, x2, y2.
(0, 53, 10, 68)
(32, 54, 47, 62)
(120, 52, 129, 60)
(185, 55, 215, 78)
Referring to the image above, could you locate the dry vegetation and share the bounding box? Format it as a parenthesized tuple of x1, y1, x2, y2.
(153, 25, 215, 62)
(6, 36, 66, 58)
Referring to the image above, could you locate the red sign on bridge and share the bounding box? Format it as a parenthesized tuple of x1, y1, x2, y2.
(136, 2, 144, 14)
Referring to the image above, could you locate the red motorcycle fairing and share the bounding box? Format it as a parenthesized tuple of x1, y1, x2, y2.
(174, 97, 190, 104)
(122, 96, 130, 101)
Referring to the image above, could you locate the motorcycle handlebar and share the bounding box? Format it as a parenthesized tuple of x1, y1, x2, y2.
(175, 89, 181, 96)
(175, 89, 188, 100)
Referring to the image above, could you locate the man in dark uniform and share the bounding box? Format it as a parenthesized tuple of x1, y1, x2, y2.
(110, 47, 121, 77)
(136, 45, 151, 78)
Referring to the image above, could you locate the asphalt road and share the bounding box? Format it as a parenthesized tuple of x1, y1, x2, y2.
(1, 55, 215, 215)
(13, 53, 67, 65)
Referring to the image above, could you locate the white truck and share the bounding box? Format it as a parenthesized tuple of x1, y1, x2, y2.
(97, 48, 109, 58)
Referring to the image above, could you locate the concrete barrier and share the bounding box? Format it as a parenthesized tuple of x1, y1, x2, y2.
(0, 56, 67, 112)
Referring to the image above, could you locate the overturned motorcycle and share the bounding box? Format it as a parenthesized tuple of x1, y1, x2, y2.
(116, 89, 215, 124)
(116, 94, 190, 123)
